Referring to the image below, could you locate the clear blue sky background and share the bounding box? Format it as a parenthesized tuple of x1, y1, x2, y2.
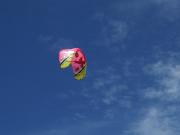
(1, 0, 180, 135)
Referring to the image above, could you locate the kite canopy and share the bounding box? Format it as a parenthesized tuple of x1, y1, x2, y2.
(59, 48, 87, 80)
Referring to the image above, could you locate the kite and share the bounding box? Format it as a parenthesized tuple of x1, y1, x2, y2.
(59, 48, 87, 80)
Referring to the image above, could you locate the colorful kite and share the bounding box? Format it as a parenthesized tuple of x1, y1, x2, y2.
(59, 48, 87, 80)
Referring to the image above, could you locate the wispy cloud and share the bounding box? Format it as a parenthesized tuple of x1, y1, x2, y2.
(82, 66, 130, 108)
(101, 20, 128, 44)
(112, 0, 180, 21)
(144, 60, 180, 101)
(151, 0, 180, 21)
(127, 107, 180, 135)
(39, 35, 76, 52)
(93, 13, 129, 52)
(126, 53, 180, 135)
(50, 37, 76, 51)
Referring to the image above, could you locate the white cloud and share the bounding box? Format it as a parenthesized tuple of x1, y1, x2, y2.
(94, 17, 129, 52)
(112, 0, 180, 21)
(151, 0, 180, 21)
(83, 66, 129, 107)
(107, 20, 128, 44)
(93, 70, 121, 90)
(102, 85, 127, 105)
(104, 109, 115, 119)
(144, 60, 180, 101)
(50, 37, 76, 52)
(125, 53, 180, 135)
(39, 35, 76, 52)
(129, 107, 179, 135)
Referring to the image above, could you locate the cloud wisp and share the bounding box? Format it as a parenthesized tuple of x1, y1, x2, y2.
(144, 60, 180, 101)
(39, 35, 77, 53)
(92, 13, 129, 52)
(82, 66, 131, 109)
(127, 107, 180, 135)
(112, 0, 180, 21)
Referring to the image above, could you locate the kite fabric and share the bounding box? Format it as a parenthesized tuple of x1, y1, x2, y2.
(59, 48, 87, 80)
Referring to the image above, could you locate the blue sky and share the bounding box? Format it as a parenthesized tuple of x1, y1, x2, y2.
(1, 0, 180, 135)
